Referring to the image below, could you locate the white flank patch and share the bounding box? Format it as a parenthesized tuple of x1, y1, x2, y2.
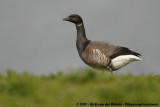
(111, 55, 142, 70)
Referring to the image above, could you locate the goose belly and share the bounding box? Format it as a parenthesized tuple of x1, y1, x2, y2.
(81, 49, 110, 70)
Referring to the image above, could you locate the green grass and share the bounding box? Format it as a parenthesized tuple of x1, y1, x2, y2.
(0, 69, 160, 107)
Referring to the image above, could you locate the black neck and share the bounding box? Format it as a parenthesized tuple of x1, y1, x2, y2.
(76, 23, 89, 56)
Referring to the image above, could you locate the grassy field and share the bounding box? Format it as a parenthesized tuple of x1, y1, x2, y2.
(0, 69, 160, 107)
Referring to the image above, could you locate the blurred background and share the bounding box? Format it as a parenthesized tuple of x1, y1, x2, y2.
(0, 0, 160, 75)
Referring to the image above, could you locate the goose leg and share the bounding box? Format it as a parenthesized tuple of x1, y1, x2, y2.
(109, 67, 113, 75)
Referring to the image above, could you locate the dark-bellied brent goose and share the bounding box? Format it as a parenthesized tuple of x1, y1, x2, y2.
(63, 14, 142, 73)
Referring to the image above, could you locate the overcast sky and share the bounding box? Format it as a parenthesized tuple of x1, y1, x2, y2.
(0, 0, 160, 75)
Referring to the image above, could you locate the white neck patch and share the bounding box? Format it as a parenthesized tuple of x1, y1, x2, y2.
(77, 23, 83, 27)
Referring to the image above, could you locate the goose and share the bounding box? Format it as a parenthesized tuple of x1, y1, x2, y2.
(63, 14, 142, 73)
